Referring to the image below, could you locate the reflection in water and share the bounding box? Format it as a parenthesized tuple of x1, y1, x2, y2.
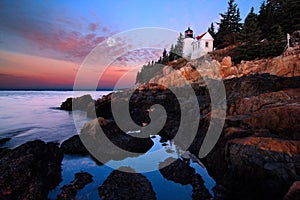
(0, 91, 216, 199)
(159, 157, 211, 199)
(48, 135, 216, 199)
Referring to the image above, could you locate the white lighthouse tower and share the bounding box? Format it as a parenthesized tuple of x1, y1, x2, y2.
(182, 27, 194, 59)
(182, 27, 214, 60)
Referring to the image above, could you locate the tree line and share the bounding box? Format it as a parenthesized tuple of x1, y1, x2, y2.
(210, 0, 300, 63)
(136, 0, 300, 84)
(136, 33, 185, 83)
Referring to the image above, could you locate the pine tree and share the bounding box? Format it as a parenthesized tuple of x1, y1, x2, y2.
(215, 0, 243, 48)
(240, 7, 261, 43)
(257, 0, 298, 40)
(136, 71, 140, 84)
(208, 22, 216, 37)
(268, 24, 284, 41)
(173, 32, 184, 58)
(232, 8, 243, 33)
(279, 0, 300, 34)
(289, 0, 300, 32)
(258, 1, 269, 39)
(169, 44, 175, 61)
(162, 48, 169, 64)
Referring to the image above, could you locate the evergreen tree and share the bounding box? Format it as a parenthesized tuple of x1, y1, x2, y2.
(169, 44, 175, 61)
(136, 71, 140, 84)
(258, 1, 269, 39)
(215, 0, 243, 48)
(173, 32, 184, 58)
(162, 48, 167, 58)
(289, 0, 300, 32)
(278, 0, 300, 34)
(268, 24, 284, 41)
(257, 0, 298, 41)
(208, 22, 216, 38)
(240, 7, 261, 43)
(232, 8, 243, 33)
(162, 48, 169, 64)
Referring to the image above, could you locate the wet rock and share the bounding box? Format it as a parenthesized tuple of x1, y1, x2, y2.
(159, 158, 195, 185)
(223, 127, 252, 140)
(79, 118, 154, 162)
(228, 89, 298, 116)
(159, 158, 211, 199)
(0, 147, 10, 157)
(60, 94, 94, 111)
(0, 140, 63, 200)
(60, 135, 88, 155)
(224, 137, 300, 200)
(87, 93, 112, 118)
(0, 137, 11, 145)
(57, 172, 93, 200)
(243, 103, 300, 139)
(190, 75, 300, 194)
(191, 174, 212, 200)
(284, 181, 300, 200)
(58, 72, 300, 200)
(98, 167, 156, 200)
(224, 73, 300, 102)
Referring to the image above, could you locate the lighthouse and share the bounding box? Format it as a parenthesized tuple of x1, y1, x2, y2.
(182, 27, 214, 60)
(182, 27, 194, 59)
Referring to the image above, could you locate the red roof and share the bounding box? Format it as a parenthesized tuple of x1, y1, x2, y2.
(196, 32, 207, 40)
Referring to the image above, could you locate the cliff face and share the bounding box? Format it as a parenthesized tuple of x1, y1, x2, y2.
(144, 43, 300, 199)
(148, 45, 300, 87)
(222, 45, 300, 78)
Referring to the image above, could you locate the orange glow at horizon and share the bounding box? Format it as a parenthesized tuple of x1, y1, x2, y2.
(0, 50, 139, 89)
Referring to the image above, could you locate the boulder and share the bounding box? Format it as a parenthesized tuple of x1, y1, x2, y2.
(0, 137, 11, 145)
(60, 94, 94, 111)
(243, 103, 300, 139)
(79, 118, 154, 162)
(159, 157, 211, 200)
(60, 135, 88, 155)
(284, 181, 300, 200)
(159, 158, 195, 185)
(98, 167, 156, 200)
(57, 172, 93, 200)
(224, 137, 300, 200)
(228, 89, 296, 115)
(0, 140, 63, 200)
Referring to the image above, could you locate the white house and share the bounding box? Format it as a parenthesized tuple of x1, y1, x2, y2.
(182, 27, 214, 60)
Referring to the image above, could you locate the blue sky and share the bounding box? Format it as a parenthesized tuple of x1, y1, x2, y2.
(0, 0, 264, 89)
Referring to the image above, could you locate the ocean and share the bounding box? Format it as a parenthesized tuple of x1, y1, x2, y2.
(0, 90, 215, 199)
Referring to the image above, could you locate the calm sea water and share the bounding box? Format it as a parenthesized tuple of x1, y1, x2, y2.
(0, 90, 215, 199)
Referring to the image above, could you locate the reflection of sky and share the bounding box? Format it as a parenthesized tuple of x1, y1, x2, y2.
(48, 135, 216, 200)
(0, 0, 263, 89)
(106, 135, 216, 195)
(0, 90, 111, 148)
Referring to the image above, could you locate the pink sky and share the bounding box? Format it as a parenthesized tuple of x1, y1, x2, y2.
(0, 50, 158, 89)
(0, 1, 262, 89)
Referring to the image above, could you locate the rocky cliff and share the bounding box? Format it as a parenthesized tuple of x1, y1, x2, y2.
(58, 40, 300, 200)
(147, 44, 300, 88)
(74, 73, 300, 200)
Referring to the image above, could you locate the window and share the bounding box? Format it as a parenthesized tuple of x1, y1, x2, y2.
(205, 42, 209, 48)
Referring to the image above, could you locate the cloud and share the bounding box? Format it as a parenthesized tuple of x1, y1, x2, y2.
(102, 27, 109, 32)
(88, 23, 97, 32)
(114, 48, 162, 67)
(0, 2, 114, 63)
